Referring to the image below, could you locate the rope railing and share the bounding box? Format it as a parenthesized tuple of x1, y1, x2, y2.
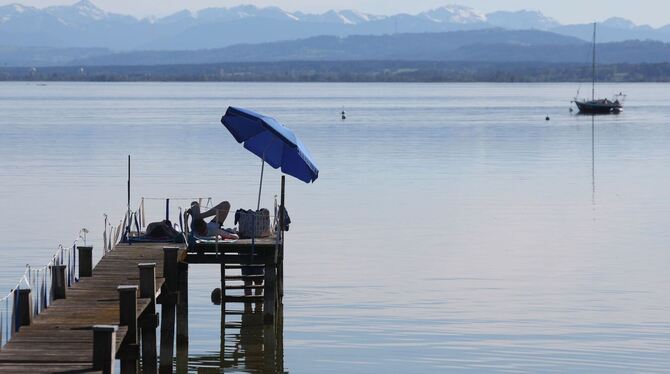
(0, 233, 84, 349)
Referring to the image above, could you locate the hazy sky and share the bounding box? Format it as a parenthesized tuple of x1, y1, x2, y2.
(5, 0, 670, 27)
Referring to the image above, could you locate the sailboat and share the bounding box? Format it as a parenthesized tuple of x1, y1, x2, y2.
(573, 23, 625, 114)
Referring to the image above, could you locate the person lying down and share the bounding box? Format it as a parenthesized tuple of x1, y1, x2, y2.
(186, 200, 239, 240)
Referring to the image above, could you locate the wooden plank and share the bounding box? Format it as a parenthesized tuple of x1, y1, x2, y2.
(225, 275, 264, 280)
(223, 295, 264, 303)
(225, 285, 264, 290)
(186, 253, 273, 265)
(0, 363, 99, 373)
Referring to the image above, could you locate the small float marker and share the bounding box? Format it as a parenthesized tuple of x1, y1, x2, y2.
(341, 110, 346, 120)
(545, 115, 550, 121)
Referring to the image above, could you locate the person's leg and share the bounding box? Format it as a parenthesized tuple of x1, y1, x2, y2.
(199, 201, 231, 223)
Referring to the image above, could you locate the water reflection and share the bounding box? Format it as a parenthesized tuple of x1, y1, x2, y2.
(592, 115, 596, 207)
(188, 292, 284, 373)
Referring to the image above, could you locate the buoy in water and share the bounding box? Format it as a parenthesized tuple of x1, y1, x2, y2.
(341, 111, 346, 120)
(545, 115, 550, 121)
(211, 288, 222, 305)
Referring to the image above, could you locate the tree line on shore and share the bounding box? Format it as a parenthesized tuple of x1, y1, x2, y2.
(2, 61, 670, 82)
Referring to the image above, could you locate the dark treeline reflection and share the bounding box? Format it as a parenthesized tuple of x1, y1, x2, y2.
(186, 295, 284, 373)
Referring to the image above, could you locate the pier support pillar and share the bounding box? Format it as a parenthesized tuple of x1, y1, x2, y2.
(118, 285, 139, 374)
(263, 262, 276, 325)
(50, 264, 67, 300)
(278, 175, 285, 298)
(219, 254, 226, 368)
(159, 247, 178, 374)
(93, 325, 118, 374)
(139, 263, 158, 374)
(277, 246, 284, 299)
(16, 289, 32, 329)
(176, 262, 189, 374)
(78, 246, 93, 278)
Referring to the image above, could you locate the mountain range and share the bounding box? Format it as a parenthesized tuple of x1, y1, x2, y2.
(2, 0, 670, 53)
(64, 31, 670, 67)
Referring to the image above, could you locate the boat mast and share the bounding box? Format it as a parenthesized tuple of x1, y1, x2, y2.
(592, 22, 596, 101)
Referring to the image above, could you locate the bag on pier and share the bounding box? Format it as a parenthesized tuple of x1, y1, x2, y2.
(235, 209, 271, 238)
(145, 220, 180, 240)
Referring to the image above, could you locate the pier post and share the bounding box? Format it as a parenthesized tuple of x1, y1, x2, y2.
(16, 289, 32, 329)
(50, 264, 67, 300)
(138, 263, 158, 374)
(176, 262, 189, 374)
(92, 325, 118, 374)
(118, 285, 139, 374)
(219, 253, 226, 369)
(77, 246, 93, 277)
(159, 247, 178, 374)
(278, 175, 285, 298)
(263, 260, 277, 325)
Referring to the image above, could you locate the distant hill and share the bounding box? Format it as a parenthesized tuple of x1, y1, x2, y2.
(0, 46, 109, 67)
(2, 1, 670, 53)
(65, 31, 670, 67)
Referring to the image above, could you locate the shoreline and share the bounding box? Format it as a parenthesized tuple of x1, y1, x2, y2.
(2, 61, 670, 83)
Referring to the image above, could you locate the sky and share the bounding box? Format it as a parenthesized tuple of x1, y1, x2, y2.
(4, 0, 670, 27)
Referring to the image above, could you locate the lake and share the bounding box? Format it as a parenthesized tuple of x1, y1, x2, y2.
(0, 82, 669, 372)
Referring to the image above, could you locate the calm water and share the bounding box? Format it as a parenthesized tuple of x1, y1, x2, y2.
(0, 82, 669, 372)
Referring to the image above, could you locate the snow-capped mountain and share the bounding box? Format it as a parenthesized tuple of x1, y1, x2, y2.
(419, 5, 486, 24)
(486, 10, 560, 30)
(45, 0, 109, 23)
(295, 10, 384, 25)
(1, 1, 669, 51)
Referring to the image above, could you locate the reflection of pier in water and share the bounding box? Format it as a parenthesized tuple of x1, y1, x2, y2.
(185, 296, 284, 373)
(182, 235, 285, 373)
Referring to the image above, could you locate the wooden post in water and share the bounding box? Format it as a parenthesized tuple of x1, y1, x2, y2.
(16, 289, 32, 328)
(159, 247, 178, 374)
(278, 175, 285, 298)
(92, 325, 118, 374)
(50, 264, 67, 300)
(138, 263, 158, 374)
(118, 285, 139, 374)
(263, 258, 276, 325)
(219, 248, 226, 369)
(176, 262, 189, 374)
(78, 246, 93, 277)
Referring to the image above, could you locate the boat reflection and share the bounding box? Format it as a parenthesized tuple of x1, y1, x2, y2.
(591, 115, 596, 207)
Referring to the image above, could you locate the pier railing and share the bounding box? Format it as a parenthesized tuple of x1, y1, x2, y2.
(0, 236, 83, 349)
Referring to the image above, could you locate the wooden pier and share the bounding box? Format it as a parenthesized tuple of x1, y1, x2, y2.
(0, 235, 283, 373)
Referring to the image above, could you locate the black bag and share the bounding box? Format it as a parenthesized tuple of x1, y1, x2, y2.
(145, 220, 180, 240)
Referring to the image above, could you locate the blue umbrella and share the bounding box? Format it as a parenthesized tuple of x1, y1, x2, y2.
(221, 106, 319, 209)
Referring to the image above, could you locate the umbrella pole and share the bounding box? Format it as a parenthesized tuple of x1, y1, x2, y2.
(252, 156, 266, 261)
(257, 157, 265, 211)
